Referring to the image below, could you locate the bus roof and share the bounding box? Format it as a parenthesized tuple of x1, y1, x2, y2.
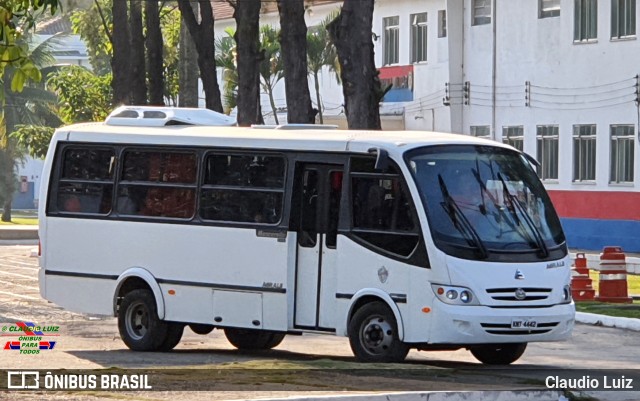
(52, 122, 512, 156)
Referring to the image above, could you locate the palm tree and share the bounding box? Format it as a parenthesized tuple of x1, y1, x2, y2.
(307, 11, 339, 124)
(1, 35, 64, 221)
(259, 25, 284, 125)
(215, 27, 239, 114)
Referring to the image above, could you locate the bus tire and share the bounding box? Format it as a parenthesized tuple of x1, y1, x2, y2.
(158, 323, 185, 351)
(118, 289, 168, 351)
(189, 324, 215, 335)
(224, 328, 285, 350)
(470, 343, 527, 365)
(348, 301, 409, 363)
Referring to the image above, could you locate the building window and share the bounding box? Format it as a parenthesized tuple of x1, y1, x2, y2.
(383, 16, 399, 65)
(611, 0, 635, 39)
(610, 125, 634, 183)
(573, 125, 597, 181)
(410, 13, 428, 63)
(438, 10, 447, 37)
(473, 0, 492, 25)
(536, 125, 559, 180)
(574, 0, 598, 42)
(470, 125, 491, 138)
(502, 126, 524, 152)
(540, 0, 561, 18)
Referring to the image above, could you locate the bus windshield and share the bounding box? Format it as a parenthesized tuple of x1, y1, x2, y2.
(406, 145, 565, 261)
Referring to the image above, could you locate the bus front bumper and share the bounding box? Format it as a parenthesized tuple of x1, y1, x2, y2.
(425, 301, 575, 345)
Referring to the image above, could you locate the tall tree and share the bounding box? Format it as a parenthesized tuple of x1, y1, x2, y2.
(1, 36, 64, 221)
(307, 11, 339, 124)
(178, 1, 199, 107)
(111, 0, 131, 105)
(129, 0, 147, 105)
(215, 29, 239, 112)
(146, 0, 164, 105)
(328, 1, 382, 129)
(259, 26, 284, 125)
(277, 0, 314, 124)
(70, 0, 112, 75)
(177, 0, 223, 112)
(232, 0, 262, 126)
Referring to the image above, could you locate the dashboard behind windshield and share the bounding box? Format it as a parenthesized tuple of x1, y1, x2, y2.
(406, 145, 566, 262)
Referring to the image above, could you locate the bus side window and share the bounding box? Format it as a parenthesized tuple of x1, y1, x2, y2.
(54, 148, 115, 215)
(350, 158, 419, 258)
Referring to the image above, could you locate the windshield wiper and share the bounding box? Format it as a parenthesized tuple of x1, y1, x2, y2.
(438, 175, 488, 259)
(497, 173, 549, 257)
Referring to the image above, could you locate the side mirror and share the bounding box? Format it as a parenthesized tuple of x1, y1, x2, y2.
(368, 147, 390, 171)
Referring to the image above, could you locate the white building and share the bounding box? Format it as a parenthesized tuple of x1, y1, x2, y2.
(214, 0, 639, 251)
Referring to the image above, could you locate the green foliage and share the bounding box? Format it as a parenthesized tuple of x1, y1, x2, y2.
(259, 25, 283, 124)
(11, 125, 54, 158)
(47, 65, 112, 123)
(307, 11, 339, 81)
(215, 27, 238, 113)
(70, 0, 112, 75)
(160, 5, 181, 105)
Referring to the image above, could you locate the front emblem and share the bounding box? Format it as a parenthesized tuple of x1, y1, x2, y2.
(514, 269, 525, 280)
(378, 266, 389, 283)
(515, 288, 527, 300)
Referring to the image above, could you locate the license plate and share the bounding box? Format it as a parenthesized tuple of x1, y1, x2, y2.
(511, 319, 537, 329)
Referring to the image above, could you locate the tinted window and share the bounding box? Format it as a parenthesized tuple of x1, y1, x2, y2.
(200, 153, 286, 224)
(55, 147, 115, 214)
(117, 150, 197, 218)
(350, 157, 419, 257)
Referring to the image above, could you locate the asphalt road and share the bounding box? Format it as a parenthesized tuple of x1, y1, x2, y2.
(0, 245, 639, 400)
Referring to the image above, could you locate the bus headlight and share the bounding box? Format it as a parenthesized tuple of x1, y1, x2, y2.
(432, 284, 479, 306)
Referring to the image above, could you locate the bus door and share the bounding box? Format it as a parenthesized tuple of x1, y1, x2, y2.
(293, 163, 344, 330)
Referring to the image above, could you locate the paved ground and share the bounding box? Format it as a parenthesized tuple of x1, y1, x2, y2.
(0, 245, 639, 400)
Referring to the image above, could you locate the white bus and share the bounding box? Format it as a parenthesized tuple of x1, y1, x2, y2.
(39, 106, 574, 365)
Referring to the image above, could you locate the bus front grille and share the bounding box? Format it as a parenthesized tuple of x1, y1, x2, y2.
(485, 287, 552, 302)
(480, 322, 559, 335)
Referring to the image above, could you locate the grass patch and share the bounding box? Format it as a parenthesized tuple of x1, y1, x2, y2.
(575, 301, 640, 319)
(0, 217, 38, 225)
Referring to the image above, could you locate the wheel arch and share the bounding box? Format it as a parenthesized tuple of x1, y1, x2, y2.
(113, 267, 165, 319)
(343, 288, 405, 340)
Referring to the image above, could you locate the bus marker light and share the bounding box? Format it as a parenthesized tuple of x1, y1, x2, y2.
(421, 307, 431, 313)
(168, 290, 176, 295)
(437, 287, 444, 295)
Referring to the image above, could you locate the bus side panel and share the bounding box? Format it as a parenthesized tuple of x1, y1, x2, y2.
(334, 237, 414, 338)
(43, 218, 289, 330)
(44, 274, 116, 315)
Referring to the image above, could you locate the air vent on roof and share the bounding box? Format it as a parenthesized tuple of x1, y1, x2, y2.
(105, 106, 237, 127)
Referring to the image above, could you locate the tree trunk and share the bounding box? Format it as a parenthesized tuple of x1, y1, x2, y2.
(328, 0, 382, 129)
(111, 0, 131, 105)
(314, 71, 323, 124)
(1, 199, 11, 222)
(277, 0, 315, 124)
(146, 0, 164, 106)
(179, 3, 199, 108)
(129, 0, 147, 105)
(177, 0, 223, 112)
(233, 1, 262, 126)
(266, 83, 279, 125)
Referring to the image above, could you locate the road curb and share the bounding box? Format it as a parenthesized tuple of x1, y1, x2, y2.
(576, 311, 640, 331)
(240, 390, 565, 401)
(0, 227, 38, 241)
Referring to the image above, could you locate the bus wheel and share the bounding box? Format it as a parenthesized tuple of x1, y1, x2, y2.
(189, 324, 215, 335)
(348, 301, 409, 363)
(118, 289, 168, 351)
(224, 328, 285, 350)
(470, 343, 527, 365)
(158, 323, 185, 351)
